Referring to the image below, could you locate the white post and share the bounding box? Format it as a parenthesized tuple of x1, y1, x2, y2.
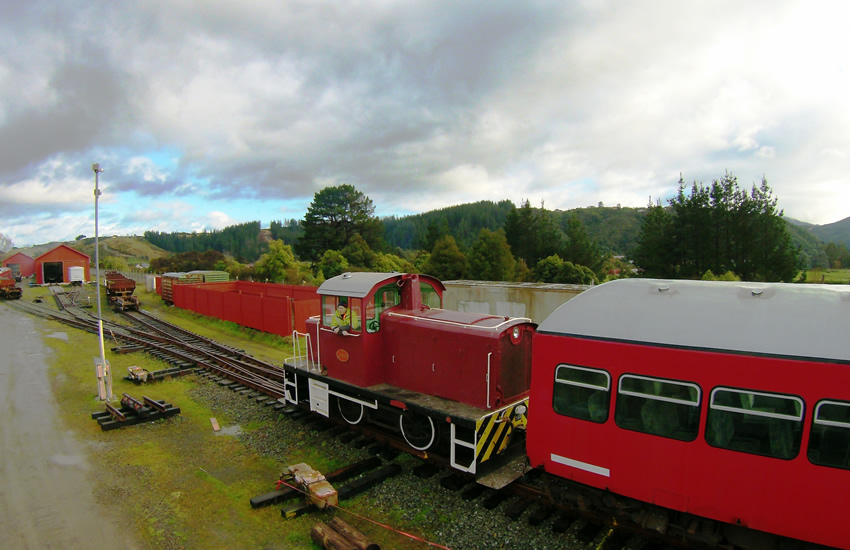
(92, 163, 112, 401)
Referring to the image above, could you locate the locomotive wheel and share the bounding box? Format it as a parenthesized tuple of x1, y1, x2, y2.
(337, 398, 364, 425)
(399, 412, 436, 451)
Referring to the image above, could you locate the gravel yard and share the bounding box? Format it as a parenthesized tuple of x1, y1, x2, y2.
(188, 377, 596, 550)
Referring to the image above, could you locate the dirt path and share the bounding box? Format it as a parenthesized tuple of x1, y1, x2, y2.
(0, 304, 139, 549)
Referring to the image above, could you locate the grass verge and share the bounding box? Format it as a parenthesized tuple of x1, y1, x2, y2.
(18, 283, 438, 549)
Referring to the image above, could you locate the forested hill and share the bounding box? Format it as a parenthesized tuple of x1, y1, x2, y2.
(383, 202, 840, 264)
(137, 200, 848, 267)
(810, 216, 850, 249)
(382, 200, 514, 249)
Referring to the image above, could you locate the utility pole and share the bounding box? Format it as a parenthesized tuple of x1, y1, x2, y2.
(92, 163, 112, 401)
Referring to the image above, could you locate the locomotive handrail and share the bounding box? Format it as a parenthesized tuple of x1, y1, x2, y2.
(287, 330, 318, 371)
(486, 352, 492, 410)
(387, 311, 532, 330)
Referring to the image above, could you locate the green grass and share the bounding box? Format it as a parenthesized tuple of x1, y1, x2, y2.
(805, 268, 850, 284)
(17, 283, 438, 549)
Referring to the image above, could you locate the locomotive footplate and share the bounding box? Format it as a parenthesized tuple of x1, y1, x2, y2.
(280, 361, 529, 485)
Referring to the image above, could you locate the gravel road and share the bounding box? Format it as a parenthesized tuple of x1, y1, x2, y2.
(0, 304, 138, 549)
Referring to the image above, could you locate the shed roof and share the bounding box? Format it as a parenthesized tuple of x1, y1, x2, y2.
(3, 252, 34, 262)
(539, 278, 850, 363)
(34, 243, 90, 261)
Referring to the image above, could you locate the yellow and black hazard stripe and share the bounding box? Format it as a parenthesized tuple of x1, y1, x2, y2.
(475, 397, 529, 465)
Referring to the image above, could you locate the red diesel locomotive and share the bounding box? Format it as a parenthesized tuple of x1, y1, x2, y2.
(283, 272, 849, 548)
(282, 272, 535, 482)
(528, 278, 850, 549)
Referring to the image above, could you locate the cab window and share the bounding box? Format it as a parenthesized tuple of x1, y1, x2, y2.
(553, 365, 610, 423)
(420, 282, 441, 309)
(615, 375, 701, 441)
(808, 400, 850, 470)
(365, 285, 401, 333)
(706, 387, 803, 460)
(322, 296, 362, 333)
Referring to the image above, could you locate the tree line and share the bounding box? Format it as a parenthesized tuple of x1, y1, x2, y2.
(634, 174, 800, 282)
(144, 173, 827, 285)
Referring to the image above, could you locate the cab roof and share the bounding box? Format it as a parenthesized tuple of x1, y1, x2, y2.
(317, 272, 445, 299)
(539, 278, 850, 363)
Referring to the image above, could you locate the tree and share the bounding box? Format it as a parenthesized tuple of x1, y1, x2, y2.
(423, 236, 469, 280)
(824, 242, 850, 268)
(562, 214, 603, 274)
(296, 184, 382, 261)
(340, 234, 377, 269)
(634, 173, 801, 282)
(101, 256, 129, 271)
(534, 254, 597, 284)
(467, 228, 516, 281)
(633, 199, 675, 277)
(503, 200, 562, 267)
(254, 240, 297, 283)
(317, 250, 349, 280)
(417, 219, 450, 252)
(150, 250, 226, 272)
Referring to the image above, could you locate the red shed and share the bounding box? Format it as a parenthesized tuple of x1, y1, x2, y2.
(34, 244, 90, 284)
(2, 252, 35, 279)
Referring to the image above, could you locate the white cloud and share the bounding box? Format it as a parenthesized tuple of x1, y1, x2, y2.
(1, 0, 849, 247)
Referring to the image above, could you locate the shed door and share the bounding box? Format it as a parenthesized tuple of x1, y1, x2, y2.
(43, 262, 63, 284)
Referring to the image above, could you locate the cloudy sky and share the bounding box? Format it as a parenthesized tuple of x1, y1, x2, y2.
(1, 0, 848, 248)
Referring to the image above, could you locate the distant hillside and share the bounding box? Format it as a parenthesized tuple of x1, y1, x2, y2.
(73, 236, 169, 263)
(555, 206, 646, 257)
(1, 237, 169, 265)
(809, 216, 850, 248)
(384, 201, 842, 268)
(383, 200, 515, 249)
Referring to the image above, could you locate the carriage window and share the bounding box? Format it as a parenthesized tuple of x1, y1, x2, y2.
(706, 387, 803, 460)
(365, 285, 401, 333)
(808, 400, 850, 470)
(420, 282, 441, 309)
(553, 365, 610, 423)
(615, 375, 701, 441)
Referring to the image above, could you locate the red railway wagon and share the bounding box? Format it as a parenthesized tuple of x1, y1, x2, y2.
(527, 278, 850, 549)
(283, 272, 535, 484)
(104, 272, 139, 311)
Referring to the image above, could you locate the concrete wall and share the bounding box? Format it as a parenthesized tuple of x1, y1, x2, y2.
(442, 280, 590, 325)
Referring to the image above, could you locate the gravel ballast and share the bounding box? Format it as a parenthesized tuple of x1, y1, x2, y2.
(186, 376, 632, 550)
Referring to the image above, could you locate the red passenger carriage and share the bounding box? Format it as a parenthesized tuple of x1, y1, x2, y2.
(527, 278, 850, 548)
(283, 272, 535, 484)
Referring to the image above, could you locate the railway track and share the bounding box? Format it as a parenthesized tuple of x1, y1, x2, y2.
(5, 291, 722, 549)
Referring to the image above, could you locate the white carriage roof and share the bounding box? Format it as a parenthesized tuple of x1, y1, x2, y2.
(538, 278, 850, 363)
(318, 272, 404, 298)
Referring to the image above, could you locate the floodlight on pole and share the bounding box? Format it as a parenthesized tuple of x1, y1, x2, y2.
(92, 163, 112, 401)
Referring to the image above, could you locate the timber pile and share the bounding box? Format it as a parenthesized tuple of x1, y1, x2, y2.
(91, 393, 180, 431)
(311, 517, 379, 550)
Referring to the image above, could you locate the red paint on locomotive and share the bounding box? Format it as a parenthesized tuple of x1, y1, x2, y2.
(307, 272, 534, 410)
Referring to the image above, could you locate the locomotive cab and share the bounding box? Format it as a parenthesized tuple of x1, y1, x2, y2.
(307, 272, 443, 387)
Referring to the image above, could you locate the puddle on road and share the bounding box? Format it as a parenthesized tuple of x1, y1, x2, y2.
(49, 454, 85, 467)
(215, 424, 242, 436)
